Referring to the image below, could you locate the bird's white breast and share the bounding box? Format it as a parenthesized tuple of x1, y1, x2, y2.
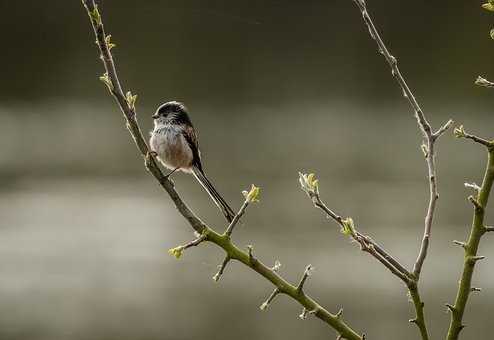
(150, 124, 194, 172)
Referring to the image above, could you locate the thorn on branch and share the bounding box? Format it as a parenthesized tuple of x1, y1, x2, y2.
(464, 182, 481, 193)
(484, 226, 494, 232)
(212, 256, 230, 282)
(470, 287, 482, 293)
(475, 75, 494, 88)
(409, 318, 418, 324)
(420, 143, 429, 158)
(298, 307, 317, 320)
(336, 307, 343, 319)
(468, 195, 483, 211)
(271, 260, 281, 272)
(452, 240, 467, 249)
(247, 245, 255, 263)
(259, 288, 280, 311)
(468, 255, 485, 264)
(296, 264, 314, 294)
(445, 303, 456, 313)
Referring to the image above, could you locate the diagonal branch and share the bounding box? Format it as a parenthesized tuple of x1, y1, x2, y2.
(81, 1, 364, 339)
(301, 179, 412, 285)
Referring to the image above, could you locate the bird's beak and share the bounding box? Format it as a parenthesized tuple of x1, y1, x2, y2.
(152, 113, 159, 119)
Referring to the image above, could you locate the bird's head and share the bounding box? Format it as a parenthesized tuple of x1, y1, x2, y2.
(152, 101, 191, 126)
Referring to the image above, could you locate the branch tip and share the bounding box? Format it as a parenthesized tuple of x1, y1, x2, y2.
(433, 119, 454, 139)
(212, 256, 230, 282)
(168, 233, 207, 259)
(225, 184, 260, 237)
(299, 172, 319, 197)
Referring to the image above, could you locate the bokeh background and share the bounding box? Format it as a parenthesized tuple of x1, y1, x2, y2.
(1, 1, 494, 339)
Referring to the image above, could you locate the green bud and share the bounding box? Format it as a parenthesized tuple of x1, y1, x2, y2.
(99, 72, 113, 91)
(126, 91, 138, 111)
(453, 125, 466, 138)
(168, 246, 184, 259)
(89, 6, 101, 25)
(105, 34, 116, 50)
(242, 184, 260, 203)
(341, 217, 356, 237)
(421, 143, 428, 157)
(298, 172, 319, 196)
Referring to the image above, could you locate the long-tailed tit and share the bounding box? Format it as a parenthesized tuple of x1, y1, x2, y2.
(149, 101, 235, 222)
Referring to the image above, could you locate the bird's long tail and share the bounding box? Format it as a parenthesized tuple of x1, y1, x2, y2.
(192, 166, 236, 222)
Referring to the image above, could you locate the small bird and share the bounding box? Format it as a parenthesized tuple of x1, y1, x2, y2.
(149, 101, 236, 222)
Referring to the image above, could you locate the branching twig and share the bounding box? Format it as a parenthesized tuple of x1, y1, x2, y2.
(81, 1, 364, 339)
(446, 145, 494, 340)
(300, 173, 411, 284)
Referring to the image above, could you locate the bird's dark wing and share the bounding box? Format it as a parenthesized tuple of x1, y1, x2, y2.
(182, 125, 203, 172)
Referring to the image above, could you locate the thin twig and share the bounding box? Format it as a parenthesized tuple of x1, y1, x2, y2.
(225, 199, 249, 237)
(349, 1, 456, 338)
(351, 0, 450, 281)
(212, 256, 230, 282)
(81, 2, 363, 339)
(306, 189, 411, 284)
(259, 288, 280, 311)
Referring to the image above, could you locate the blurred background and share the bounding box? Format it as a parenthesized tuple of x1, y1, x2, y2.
(1, 1, 494, 339)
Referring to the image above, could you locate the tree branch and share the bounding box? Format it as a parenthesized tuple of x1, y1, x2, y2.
(346, 1, 456, 338)
(454, 125, 494, 149)
(300, 177, 411, 285)
(81, 1, 364, 339)
(446, 147, 494, 340)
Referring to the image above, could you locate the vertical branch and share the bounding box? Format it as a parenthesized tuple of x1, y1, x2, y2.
(350, 1, 452, 339)
(446, 138, 494, 340)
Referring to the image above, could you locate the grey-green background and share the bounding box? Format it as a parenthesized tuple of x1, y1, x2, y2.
(1, 1, 494, 339)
